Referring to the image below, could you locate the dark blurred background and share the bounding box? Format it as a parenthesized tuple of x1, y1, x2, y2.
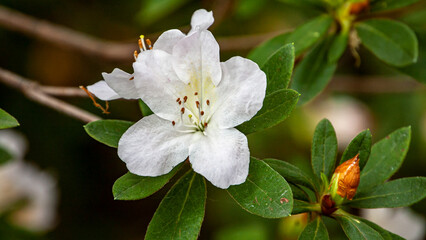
(0, 0, 425, 239)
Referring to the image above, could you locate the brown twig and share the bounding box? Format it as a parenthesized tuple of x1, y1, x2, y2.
(0, 5, 277, 63)
(0, 68, 101, 123)
(39, 86, 89, 97)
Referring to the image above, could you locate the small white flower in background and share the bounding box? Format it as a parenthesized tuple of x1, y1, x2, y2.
(87, 9, 266, 189)
(361, 208, 425, 240)
(0, 130, 57, 232)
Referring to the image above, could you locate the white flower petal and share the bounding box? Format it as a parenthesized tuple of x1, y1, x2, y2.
(212, 56, 266, 128)
(133, 50, 187, 121)
(102, 68, 139, 100)
(118, 114, 191, 176)
(87, 80, 121, 101)
(154, 29, 185, 54)
(172, 30, 221, 86)
(188, 127, 250, 189)
(189, 9, 214, 34)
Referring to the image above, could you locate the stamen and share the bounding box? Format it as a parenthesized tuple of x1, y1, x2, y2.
(79, 86, 110, 114)
(204, 122, 208, 128)
(200, 111, 204, 116)
(138, 39, 143, 51)
(206, 99, 210, 106)
(176, 98, 180, 102)
(194, 92, 198, 95)
(181, 107, 185, 114)
(129, 76, 134, 80)
(140, 35, 147, 51)
(146, 39, 153, 50)
(178, 101, 182, 105)
(196, 101, 200, 108)
(133, 50, 138, 61)
(188, 114, 192, 118)
(183, 96, 188, 103)
(172, 121, 175, 126)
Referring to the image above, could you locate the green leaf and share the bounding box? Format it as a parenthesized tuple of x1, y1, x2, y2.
(0, 108, 19, 129)
(136, 0, 191, 26)
(348, 177, 426, 208)
(248, 15, 333, 66)
(336, 215, 383, 240)
(262, 43, 295, 95)
(145, 171, 206, 240)
(291, 38, 337, 104)
(292, 200, 315, 214)
(138, 99, 153, 116)
(84, 120, 133, 148)
(356, 217, 404, 240)
(237, 89, 299, 135)
(340, 129, 372, 170)
(113, 164, 182, 200)
(328, 31, 348, 63)
(299, 217, 329, 240)
(277, 0, 326, 9)
(356, 19, 418, 67)
(398, 30, 426, 84)
(357, 126, 411, 193)
(370, 0, 419, 12)
(264, 158, 316, 191)
(290, 184, 310, 201)
(311, 119, 338, 179)
(0, 146, 13, 165)
(228, 158, 293, 218)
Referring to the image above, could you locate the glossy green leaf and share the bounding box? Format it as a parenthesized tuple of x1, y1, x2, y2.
(357, 126, 410, 193)
(264, 158, 316, 191)
(113, 164, 182, 200)
(84, 120, 133, 148)
(228, 158, 293, 218)
(356, 19, 418, 67)
(328, 31, 348, 63)
(311, 119, 338, 179)
(398, 30, 426, 84)
(292, 200, 314, 214)
(290, 184, 310, 201)
(336, 215, 383, 240)
(237, 89, 299, 135)
(138, 99, 153, 117)
(249, 15, 333, 66)
(340, 129, 372, 170)
(357, 217, 404, 240)
(299, 217, 329, 240)
(0, 108, 19, 129)
(145, 171, 206, 240)
(136, 0, 191, 26)
(0, 146, 13, 165)
(370, 0, 419, 12)
(291, 38, 337, 104)
(348, 177, 426, 208)
(262, 43, 295, 95)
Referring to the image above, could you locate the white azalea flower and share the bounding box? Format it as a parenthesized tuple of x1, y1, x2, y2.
(87, 9, 266, 189)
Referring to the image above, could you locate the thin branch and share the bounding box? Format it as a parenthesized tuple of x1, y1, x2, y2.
(0, 68, 101, 123)
(39, 86, 89, 97)
(0, 5, 277, 63)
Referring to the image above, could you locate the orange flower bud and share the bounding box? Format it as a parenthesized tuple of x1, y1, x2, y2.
(350, 0, 369, 14)
(331, 154, 361, 200)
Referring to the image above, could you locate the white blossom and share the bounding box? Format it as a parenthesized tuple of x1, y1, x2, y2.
(87, 9, 266, 188)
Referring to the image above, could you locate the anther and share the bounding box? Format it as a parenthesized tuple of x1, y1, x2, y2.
(178, 101, 182, 105)
(196, 101, 200, 108)
(204, 122, 208, 128)
(129, 76, 134, 80)
(181, 107, 185, 114)
(138, 39, 143, 51)
(176, 98, 180, 102)
(201, 111, 204, 116)
(172, 121, 175, 126)
(206, 100, 210, 106)
(183, 96, 188, 103)
(139, 35, 147, 51)
(133, 50, 138, 60)
(146, 39, 153, 50)
(194, 92, 198, 95)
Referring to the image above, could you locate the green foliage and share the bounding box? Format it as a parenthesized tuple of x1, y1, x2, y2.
(84, 120, 133, 148)
(136, 0, 191, 26)
(340, 129, 372, 170)
(0, 147, 13, 165)
(138, 99, 153, 116)
(262, 43, 295, 95)
(292, 200, 313, 214)
(299, 217, 329, 240)
(264, 158, 316, 191)
(311, 119, 338, 179)
(328, 31, 348, 63)
(145, 171, 206, 240)
(357, 126, 411, 193)
(291, 39, 337, 104)
(249, 15, 333, 66)
(357, 217, 404, 240)
(370, 0, 420, 12)
(227, 158, 293, 218)
(113, 164, 182, 200)
(336, 215, 383, 240)
(0, 108, 19, 129)
(398, 30, 426, 83)
(237, 89, 299, 135)
(348, 177, 426, 208)
(356, 19, 418, 67)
